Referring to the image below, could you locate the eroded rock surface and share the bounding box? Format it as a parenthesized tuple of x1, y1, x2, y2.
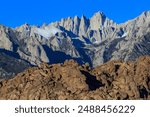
(0, 56, 149, 100)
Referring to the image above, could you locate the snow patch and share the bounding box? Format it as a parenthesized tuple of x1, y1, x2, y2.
(34, 26, 62, 39)
(122, 32, 128, 37)
(93, 41, 100, 44)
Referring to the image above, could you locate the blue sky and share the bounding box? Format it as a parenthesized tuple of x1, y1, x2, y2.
(1, 0, 150, 27)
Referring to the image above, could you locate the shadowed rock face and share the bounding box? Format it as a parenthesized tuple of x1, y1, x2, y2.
(0, 49, 31, 80)
(0, 56, 149, 100)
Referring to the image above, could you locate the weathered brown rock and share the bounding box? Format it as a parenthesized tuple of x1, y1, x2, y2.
(0, 56, 150, 100)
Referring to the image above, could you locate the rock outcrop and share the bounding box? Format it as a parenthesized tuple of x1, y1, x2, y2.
(0, 56, 149, 100)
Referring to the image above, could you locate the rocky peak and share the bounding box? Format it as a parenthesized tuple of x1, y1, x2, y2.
(16, 23, 30, 31)
(119, 11, 150, 39)
(79, 15, 89, 36)
(91, 11, 106, 22)
(141, 11, 150, 18)
(90, 11, 107, 30)
(15, 23, 31, 39)
(58, 17, 74, 32)
(73, 16, 80, 35)
(74, 15, 80, 21)
(41, 23, 47, 28)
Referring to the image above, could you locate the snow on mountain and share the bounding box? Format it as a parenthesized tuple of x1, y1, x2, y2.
(1, 11, 150, 74)
(122, 32, 128, 37)
(34, 26, 62, 39)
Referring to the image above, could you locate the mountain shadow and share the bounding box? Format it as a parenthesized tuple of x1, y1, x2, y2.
(42, 45, 84, 65)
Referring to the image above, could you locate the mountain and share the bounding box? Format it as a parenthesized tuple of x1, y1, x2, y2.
(0, 11, 150, 78)
(0, 56, 149, 100)
(0, 50, 30, 81)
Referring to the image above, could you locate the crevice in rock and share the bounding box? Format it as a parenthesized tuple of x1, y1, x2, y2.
(80, 70, 104, 91)
(138, 86, 148, 99)
(115, 64, 120, 72)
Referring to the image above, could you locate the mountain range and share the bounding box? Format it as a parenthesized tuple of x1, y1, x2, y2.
(0, 11, 150, 80)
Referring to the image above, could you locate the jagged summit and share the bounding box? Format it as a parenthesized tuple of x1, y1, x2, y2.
(141, 10, 150, 17)
(95, 11, 105, 15)
(91, 11, 107, 22)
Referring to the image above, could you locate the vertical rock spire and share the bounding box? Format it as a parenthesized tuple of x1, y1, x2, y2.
(79, 15, 89, 36)
(73, 16, 80, 35)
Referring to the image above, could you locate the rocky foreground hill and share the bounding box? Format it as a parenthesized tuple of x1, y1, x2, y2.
(0, 56, 149, 100)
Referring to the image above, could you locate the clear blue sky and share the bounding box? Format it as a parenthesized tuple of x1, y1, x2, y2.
(1, 0, 150, 27)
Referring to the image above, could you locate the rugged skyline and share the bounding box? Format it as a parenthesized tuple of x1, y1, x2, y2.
(0, 10, 150, 80)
